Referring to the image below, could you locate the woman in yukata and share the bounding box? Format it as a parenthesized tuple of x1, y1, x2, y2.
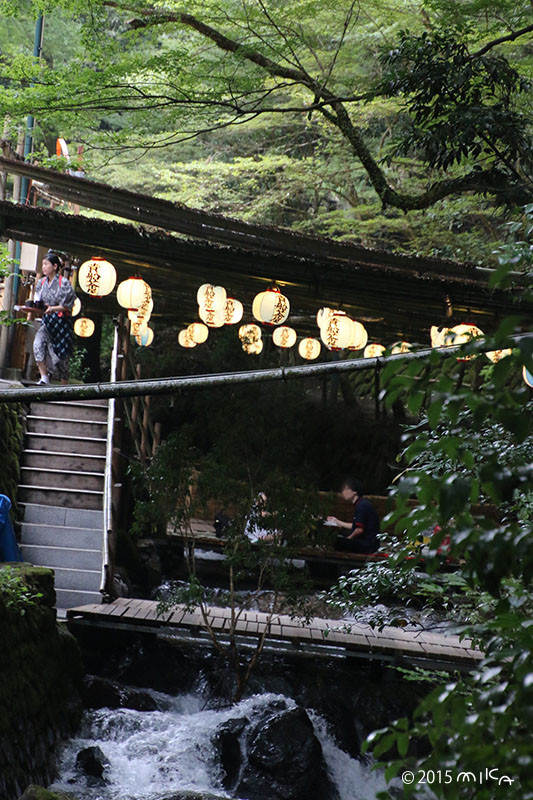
(26, 253, 76, 385)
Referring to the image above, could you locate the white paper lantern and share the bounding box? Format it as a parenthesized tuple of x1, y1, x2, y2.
(197, 284, 226, 311)
(78, 258, 116, 298)
(364, 343, 385, 358)
(243, 340, 263, 355)
(347, 320, 368, 351)
(391, 341, 412, 355)
(199, 305, 224, 328)
(224, 297, 244, 325)
(74, 317, 95, 338)
(135, 327, 154, 347)
(252, 287, 290, 325)
(117, 277, 151, 311)
(316, 307, 335, 329)
(178, 329, 197, 348)
(130, 318, 148, 338)
(272, 326, 297, 348)
(430, 326, 448, 348)
(486, 348, 512, 364)
(128, 298, 153, 323)
(298, 338, 321, 360)
(239, 324, 261, 343)
(447, 324, 483, 345)
(443, 324, 484, 361)
(71, 297, 81, 317)
(320, 312, 353, 350)
(187, 322, 209, 344)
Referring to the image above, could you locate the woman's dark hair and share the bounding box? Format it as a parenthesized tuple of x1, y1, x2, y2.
(45, 253, 63, 270)
(341, 477, 364, 496)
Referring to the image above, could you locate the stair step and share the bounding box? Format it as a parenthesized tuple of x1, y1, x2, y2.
(22, 450, 106, 472)
(20, 466, 104, 492)
(25, 432, 106, 456)
(18, 485, 103, 511)
(55, 588, 102, 610)
(30, 401, 109, 422)
(20, 521, 102, 549)
(59, 398, 109, 406)
(21, 543, 102, 571)
(21, 503, 103, 528)
(27, 415, 107, 438)
(45, 566, 102, 592)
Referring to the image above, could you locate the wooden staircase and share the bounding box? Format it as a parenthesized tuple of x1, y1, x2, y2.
(18, 399, 109, 611)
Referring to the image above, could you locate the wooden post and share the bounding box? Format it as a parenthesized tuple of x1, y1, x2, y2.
(0, 118, 10, 201)
(120, 319, 130, 382)
(374, 367, 380, 419)
(152, 422, 161, 457)
(130, 363, 141, 429)
(140, 395, 151, 461)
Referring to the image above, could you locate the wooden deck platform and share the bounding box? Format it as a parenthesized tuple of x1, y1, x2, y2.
(66, 598, 483, 670)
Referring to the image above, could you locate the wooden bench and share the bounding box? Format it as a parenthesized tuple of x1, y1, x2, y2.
(173, 521, 389, 568)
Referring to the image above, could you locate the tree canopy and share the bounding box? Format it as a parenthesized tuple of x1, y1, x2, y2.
(1, 0, 532, 221)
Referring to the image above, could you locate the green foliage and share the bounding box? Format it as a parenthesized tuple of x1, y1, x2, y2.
(1, 0, 531, 227)
(68, 344, 90, 383)
(0, 566, 43, 615)
(129, 429, 198, 539)
(340, 245, 533, 795)
(378, 31, 532, 182)
(0, 402, 24, 514)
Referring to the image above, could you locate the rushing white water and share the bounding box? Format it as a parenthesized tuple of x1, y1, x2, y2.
(50, 690, 387, 800)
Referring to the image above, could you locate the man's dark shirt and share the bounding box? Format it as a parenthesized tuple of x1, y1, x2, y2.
(350, 496, 380, 551)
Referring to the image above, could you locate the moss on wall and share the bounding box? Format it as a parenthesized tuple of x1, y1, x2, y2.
(0, 401, 24, 515)
(0, 565, 83, 800)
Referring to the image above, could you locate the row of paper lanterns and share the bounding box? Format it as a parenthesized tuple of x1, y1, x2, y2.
(71, 258, 154, 346)
(178, 285, 415, 360)
(71, 265, 533, 384)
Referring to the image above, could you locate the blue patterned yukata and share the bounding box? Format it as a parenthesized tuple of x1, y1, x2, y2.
(33, 274, 76, 379)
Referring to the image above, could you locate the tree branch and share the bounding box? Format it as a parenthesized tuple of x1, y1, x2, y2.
(470, 22, 533, 58)
(102, 2, 533, 210)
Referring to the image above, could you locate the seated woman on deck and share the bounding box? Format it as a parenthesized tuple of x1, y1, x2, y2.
(327, 478, 380, 554)
(244, 492, 279, 543)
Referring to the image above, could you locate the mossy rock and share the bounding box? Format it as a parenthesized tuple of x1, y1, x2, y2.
(4, 564, 56, 609)
(18, 787, 77, 800)
(0, 401, 24, 517)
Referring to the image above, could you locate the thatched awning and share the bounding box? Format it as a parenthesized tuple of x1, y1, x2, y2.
(0, 157, 530, 343)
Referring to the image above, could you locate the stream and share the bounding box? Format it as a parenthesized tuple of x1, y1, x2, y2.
(50, 689, 389, 800)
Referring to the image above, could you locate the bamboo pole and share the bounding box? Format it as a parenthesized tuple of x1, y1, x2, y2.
(0, 335, 530, 404)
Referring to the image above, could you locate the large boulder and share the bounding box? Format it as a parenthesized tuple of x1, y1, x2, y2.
(18, 788, 76, 800)
(75, 746, 109, 780)
(212, 717, 247, 790)
(81, 675, 158, 711)
(237, 707, 337, 800)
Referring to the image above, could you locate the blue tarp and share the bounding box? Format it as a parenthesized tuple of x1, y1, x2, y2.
(0, 494, 23, 562)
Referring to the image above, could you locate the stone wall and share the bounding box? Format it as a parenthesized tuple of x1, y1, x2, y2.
(0, 565, 84, 800)
(0, 400, 24, 516)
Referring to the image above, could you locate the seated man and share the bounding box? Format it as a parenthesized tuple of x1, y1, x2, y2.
(327, 478, 380, 554)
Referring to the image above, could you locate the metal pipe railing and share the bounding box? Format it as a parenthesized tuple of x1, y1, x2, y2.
(100, 321, 120, 595)
(0, 335, 530, 405)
